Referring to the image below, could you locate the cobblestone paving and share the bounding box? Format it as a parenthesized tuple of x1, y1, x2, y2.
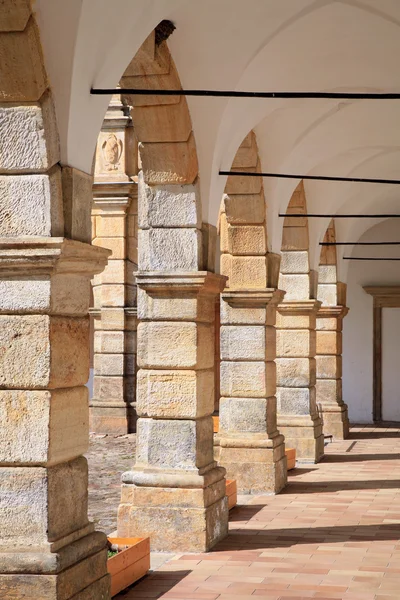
(86, 433, 136, 534)
(115, 425, 400, 600)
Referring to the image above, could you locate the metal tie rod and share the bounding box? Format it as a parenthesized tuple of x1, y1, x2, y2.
(220, 171, 400, 185)
(343, 257, 400, 260)
(279, 214, 400, 218)
(321, 241, 400, 245)
(91, 88, 400, 100)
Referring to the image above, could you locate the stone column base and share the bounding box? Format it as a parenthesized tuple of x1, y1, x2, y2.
(216, 434, 287, 494)
(321, 404, 350, 440)
(89, 401, 137, 434)
(278, 416, 324, 463)
(117, 467, 228, 552)
(0, 533, 110, 600)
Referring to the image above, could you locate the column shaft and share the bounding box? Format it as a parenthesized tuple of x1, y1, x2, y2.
(218, 290, 287, 493)
(316, 306, 349, 439)
(0, 239, 110, 599)
(276, 301, 324, 463)
(118, 272, 228, 551)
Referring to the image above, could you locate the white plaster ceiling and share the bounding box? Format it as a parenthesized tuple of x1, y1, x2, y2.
(34, 0, 400, 280)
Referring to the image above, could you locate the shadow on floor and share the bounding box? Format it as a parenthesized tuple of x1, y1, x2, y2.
(117, 569, 191, 597)
(282, 479, 400, 494)
(348, 431, 400, 439)
(212, 523, 400, 551)
(322, 453, 400, 462)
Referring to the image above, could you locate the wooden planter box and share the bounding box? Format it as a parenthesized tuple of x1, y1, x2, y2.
(286, 448, 296, 470)
(226, 479, 237, 510)
(107, 537, 150, 597)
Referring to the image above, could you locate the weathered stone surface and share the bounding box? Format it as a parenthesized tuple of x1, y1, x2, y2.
(316, 331, 342, 355)
(133, 97, 192, 143)
(221, 325, 266, 361)
(0, 0, 31, 32)
(136, 417, 214, 471)
(94, 331, 125, 354)
(221, 255, 267, 288)
(139, 228, 202, 271)
(137, 287, 214, 323)
(316, 317, 342, 331)
(0, 169, 63, 237)
(139, 133, 198, 185)
(93, 353, 124, 377)
(220, 298, 272, 326)
(0, 559, 110, 599)
(98, 308, 125, 331)
(276, 311, 315, 330)
(276, 358, 316, 387)
(138, 174, 201, 228)
(0, 19, 47, 101)
(0, 95, 59, 172)
(93, 259, 125, 285)
(137, 321, 214, 369)
(225, 164, 263, 195)
(219, 397, 275, 433)
(277, 387, 316, 416)
(281, 226, 309, 251)
(276, 329, 316, 358)
(0, 388, 88, 465)
(94, 283, 125, 307)
(318, 265, 337, 284)
(316, 355, 342, 379)
(93, 376, 125, 401)
(0, 458, 88, 546)
(118, 493, 228, 552)
(137, 369, 214, 418)
(278, 273, 310, 301)
(280, 251, 309, 274)
(95, 215, 125, 237)
(62, 167, 92, 244)
(316, 378, 342, 404)
(0, 315, 89, 388)
(92, 237, 126, 259)
(228, 225, 266, 256)
(220, 361, 276, 398)
(317, 284, 338, 306)
(224, 193, 265, 224)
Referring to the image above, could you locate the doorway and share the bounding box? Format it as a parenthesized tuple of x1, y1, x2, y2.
(382, 307, 400, 421)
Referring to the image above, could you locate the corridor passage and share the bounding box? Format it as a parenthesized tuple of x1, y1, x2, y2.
(117, 426, 400, 600)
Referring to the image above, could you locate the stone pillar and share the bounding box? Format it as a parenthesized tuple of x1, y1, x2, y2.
(0, 5, 110, 596)
(218, 289, 287, 493)
(277, 183, 324, 463)
(316, 221, 349, 439)
(90, 96, 138, 433)
(0, 240, 111, 599)
(91, 198, 138, 434)
(216, 131, 286, 494)
(115, 178, 229, 556)
(276, 300, 324, 463)
(116, 27, 228, 553)
(316, 305, 349, 439)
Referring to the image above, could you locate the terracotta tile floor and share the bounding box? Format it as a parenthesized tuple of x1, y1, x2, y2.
(116, 426, 400, 600)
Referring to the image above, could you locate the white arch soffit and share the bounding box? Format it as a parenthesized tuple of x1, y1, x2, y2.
(252, 100, 400, 268)
(34, 0, 184, 174)
(205, 0, 400, 226)
(307, 149, 400, 281)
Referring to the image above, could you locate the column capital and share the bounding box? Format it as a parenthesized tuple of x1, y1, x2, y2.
(278, 299, 321, 316)
(0, 236, 110, 278)
(317, 305, 349, 319)
(92, 195, 133, 215)
(135, 271, 227, 296)
(221, 287, 285, 308)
